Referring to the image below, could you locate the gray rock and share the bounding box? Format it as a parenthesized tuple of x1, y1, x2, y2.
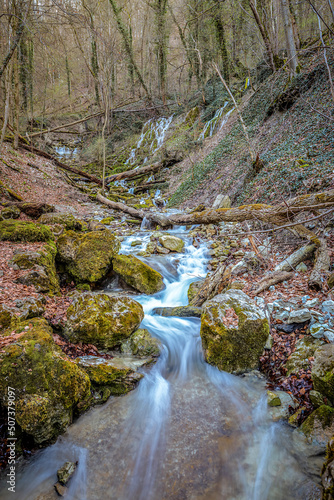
(305, 298, 320, 308)
(310, 323, 325, 339)
(57, 461, 77, 485)
(212, 194, 231, 209)
(324, 330, 334, 343)
(268, 391, 297, 421)
(322, 301, 334, 315)
(288, 309, 311, 324)
(296, 262, 308, 272)
(153, 306, 202, 318)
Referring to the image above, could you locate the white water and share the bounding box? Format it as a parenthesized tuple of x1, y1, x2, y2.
(0, 229, 321, 500)
(126, 116, 174, 165)
(199, 103, 234, 141)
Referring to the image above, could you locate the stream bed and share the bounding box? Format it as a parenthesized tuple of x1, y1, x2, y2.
(0, 227, 323, 499)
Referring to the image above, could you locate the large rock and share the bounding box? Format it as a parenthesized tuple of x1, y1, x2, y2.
(0, 304, 16, 332)
(158, 234, 184, 253)
(312, 344, 334, 403)
(121, 328, 161, 357)
(56, 230, 120, 284)
(65, 293, 144, 349)
(212, 194, 231, 209)
(153, 306, 202, 318)
(0, 220, 54, 242)
(285, 336, 323, 376)
(112, 254, 165, 295)
(299, 406, 334, 447)
(322, 436, 334, 500)
(38, 213, 87, 231)
(0, 318, 91, 445)
(200, 289, 269, 373)
(76, 356, 143, 404)
(11, 243, 60, 293)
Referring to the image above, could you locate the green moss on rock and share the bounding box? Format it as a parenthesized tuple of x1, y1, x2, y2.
(312, 345, 334, 403)
(158, 234, 184, 253)
(65, 293, 144, 349)
(56, 230, 120, 284)
(1, 206, 20, 219)
(113, 254, 165, 294)
(200, 289, 269, 373)
(38, 213, 87, 231)
(11, 243, 60, 293)
(121, 328, 161, 357)
(286, 336, 323, 376)
(0, 220, 54, 242)
(0, 318, 91, 444)
(300, 406, 334, 443)
(188, 280, 204, 304)
(0, 304, 16, 332)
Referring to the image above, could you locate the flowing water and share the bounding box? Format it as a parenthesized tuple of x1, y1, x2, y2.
(0, 228, 322, 500)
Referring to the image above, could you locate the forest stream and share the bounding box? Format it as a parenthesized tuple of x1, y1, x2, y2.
(0, 224, 323, 500)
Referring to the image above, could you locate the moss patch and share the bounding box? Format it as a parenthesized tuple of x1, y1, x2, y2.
(0, 220, 54, 242)
(113, 254, 165, 294)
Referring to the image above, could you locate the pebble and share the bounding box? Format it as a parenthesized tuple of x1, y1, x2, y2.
(322, 301, 334, 315)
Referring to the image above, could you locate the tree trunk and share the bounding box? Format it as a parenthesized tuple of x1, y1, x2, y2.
(280, 0, 298, 77)
(213, 13, 230, 84)
(248, 0, 276, 72)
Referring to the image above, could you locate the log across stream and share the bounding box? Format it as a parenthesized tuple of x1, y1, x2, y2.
(0, 226, 323, 500)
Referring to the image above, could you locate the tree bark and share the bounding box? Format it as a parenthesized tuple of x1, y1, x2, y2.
(248, 0, 276, 72)
(105, 154, 180, 184)
(280, 0, 298, 77)
(254, 271, 294, 295)
(308, 238, 331, 290)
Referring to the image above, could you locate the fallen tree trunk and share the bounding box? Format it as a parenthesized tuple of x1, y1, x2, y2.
(191, 264, 232, 307)
(18, 142, 103, 186)
(105, 153, 182, 184)
(134, 180, 167, 194)
(308, 238, 331, 290)
(98, 188, 334, 228)
(254, 271, 294, 295)
(274, 244, 317, 272)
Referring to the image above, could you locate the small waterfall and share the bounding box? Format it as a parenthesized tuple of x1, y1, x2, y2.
(126, 115, 174, 165)
(199, 102, 233, 141)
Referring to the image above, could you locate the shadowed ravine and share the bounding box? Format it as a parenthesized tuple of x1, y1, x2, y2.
(1, 228, 322, 500)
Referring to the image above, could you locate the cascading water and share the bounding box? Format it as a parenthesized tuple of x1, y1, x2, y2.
(0, 228, 322, 500)
(126, 116, 174, 166)
(199, 103, 234, 141)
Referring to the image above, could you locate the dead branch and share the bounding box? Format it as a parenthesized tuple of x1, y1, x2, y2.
(274, 243, 317, 272)
(1, 202, 55, 218)
(254, 271, 294, 295)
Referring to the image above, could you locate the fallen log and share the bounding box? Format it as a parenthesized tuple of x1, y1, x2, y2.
(274, 244, 317, 272)
(105, 153, 181, 184)
(1, 202, 55, 218)
(308, 238, 331, 290)
(98, 188, 334, 229)
(134, 180, 167, 194)
(254, 271, 294, 295)
(18, 142, 103, 186)
(191, 264, 232, 307)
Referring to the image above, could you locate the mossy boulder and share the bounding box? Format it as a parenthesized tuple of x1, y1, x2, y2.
(121, 328, 161, 357)
(0, 304, 16, 332)
(0, 318, 91, 445)
(65, 293, 144, 349)
(286, 336, 323, 376)
(11, 243, 60, 293)
(0, 220, 54, 242)
(112, 254, 165, 294)
(16, 297, 45, 319)
(200, 289, 269, 373)
(188, 280, 204, 304)
(312, 345, 334, 404)
(299, 406, 334, 446)
(322, 436, 334, 499)
(76, 357, 143, 403)
(56, 230, 120, 284)
(158, 234, 184, 253)
(1, 206, 20, 219)
(38, 213, 87, 231)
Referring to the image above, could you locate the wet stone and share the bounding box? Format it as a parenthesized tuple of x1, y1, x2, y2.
(57, 461, 77, 485)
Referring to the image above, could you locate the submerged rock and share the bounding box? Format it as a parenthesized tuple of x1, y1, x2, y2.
(56, 230, 120, 284)
(65, 293, 144, 349)
(158, 234, 184, 253)
(153, 306, 202, 318)
(57, 461, 77, 485)
(0, 220, 54, 242)
(39, 212, 87, 231)
(200, 289, 269, 373)
(112, 254, 165, 294)
(121, 328, 162, 357)
(0, 318, 91, 445)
